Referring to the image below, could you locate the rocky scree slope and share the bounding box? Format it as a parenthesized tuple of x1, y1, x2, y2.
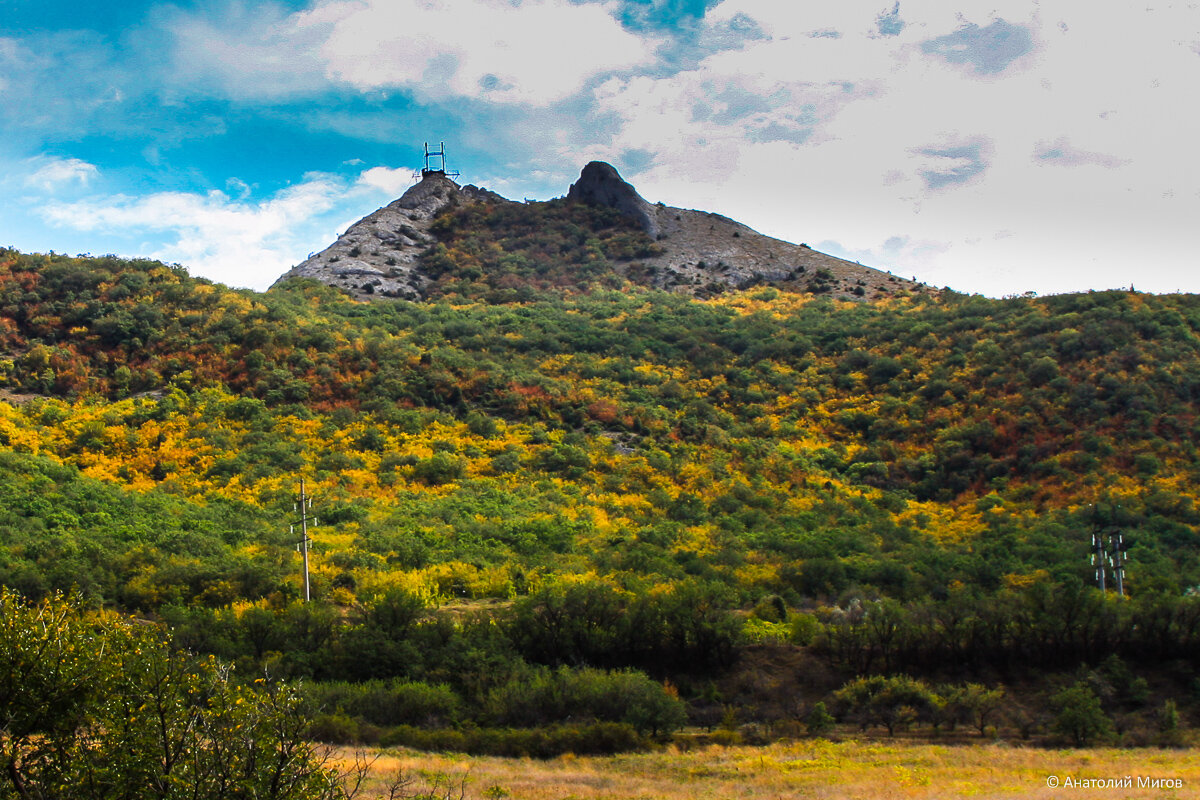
(277, 162, 921, 301)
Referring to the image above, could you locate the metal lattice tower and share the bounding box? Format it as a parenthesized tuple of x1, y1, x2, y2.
(1091, 530, 1107, 593)
(1088, 503, 1129, 597)
(421, 141, 460, 180)
(1110, 531, 1126, 597)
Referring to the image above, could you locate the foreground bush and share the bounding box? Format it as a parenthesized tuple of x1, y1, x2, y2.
(0, 590, 347, 800)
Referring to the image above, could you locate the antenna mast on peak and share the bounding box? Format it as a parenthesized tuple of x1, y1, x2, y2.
(420, 141, 461, 181)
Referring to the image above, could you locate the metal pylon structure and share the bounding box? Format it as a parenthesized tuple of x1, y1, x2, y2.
(421, 141, 460, 181)
(1089, 503, 1129, 597)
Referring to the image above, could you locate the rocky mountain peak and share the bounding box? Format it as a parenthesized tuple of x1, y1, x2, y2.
(566, 161, 659, 240)
(275, 161, 924, 301)
(276, 173, 509, 300)
(389, 173, 463, 215)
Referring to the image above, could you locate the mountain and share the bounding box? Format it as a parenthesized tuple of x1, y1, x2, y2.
(276, 162, 923, 301)
(2, 244, 1200, 747)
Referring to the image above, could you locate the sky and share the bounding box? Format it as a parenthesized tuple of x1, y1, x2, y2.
(1, 0, 1197, 297)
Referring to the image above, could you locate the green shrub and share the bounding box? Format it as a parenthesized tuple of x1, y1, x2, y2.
(1051, 682, 1113, 746)
(834, 675, 941, 736)
(804, 701, 835, 736)
(0, 590, 344, 799)
(379, 722, 646, 757)
(412, 452, 466, 484)
(307, 679, 462, 727)
(486, 665, 685, 735)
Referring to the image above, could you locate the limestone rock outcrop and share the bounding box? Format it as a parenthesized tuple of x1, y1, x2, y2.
(275, 161, 921, 301)
(566, 161, 660, 240)
(277, 175, 509, 299)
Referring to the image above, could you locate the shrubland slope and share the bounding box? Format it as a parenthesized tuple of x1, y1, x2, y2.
(2, 246, 1199, 746)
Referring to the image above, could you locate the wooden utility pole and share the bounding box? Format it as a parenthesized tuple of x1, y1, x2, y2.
(292, 480, 318, 602)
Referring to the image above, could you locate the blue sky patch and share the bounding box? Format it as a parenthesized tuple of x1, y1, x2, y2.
(920, 20, 1034, 75)
(615, 0, 719, 32)
(1032, 138, 1127, 169)
(747, 119, 814, 146)
(691, 83, 775, 125)
(917, 141, 991, 189)
(876, 3, 905, 37)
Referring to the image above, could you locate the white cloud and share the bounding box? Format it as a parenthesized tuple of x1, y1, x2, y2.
(156, 2, 334, 100)
(357, 166, 417, 196)
(24, 157, 101, 191)
(162, 0, 657, 105)
(327, 0, 656, 103)
(38, 168, 406, 290)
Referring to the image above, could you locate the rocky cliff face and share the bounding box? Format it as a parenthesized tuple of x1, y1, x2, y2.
(567, 161, 660, 241)
(276, 163, 921, 301)
(279, 175, 510, 299)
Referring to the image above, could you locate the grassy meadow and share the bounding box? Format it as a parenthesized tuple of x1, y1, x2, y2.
(334, 740, 1200, 800)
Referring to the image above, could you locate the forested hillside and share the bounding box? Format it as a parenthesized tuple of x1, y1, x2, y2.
(2, 246, 1199, 750)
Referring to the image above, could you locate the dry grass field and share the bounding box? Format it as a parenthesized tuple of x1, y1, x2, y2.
(332, 740, 1200, 800)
